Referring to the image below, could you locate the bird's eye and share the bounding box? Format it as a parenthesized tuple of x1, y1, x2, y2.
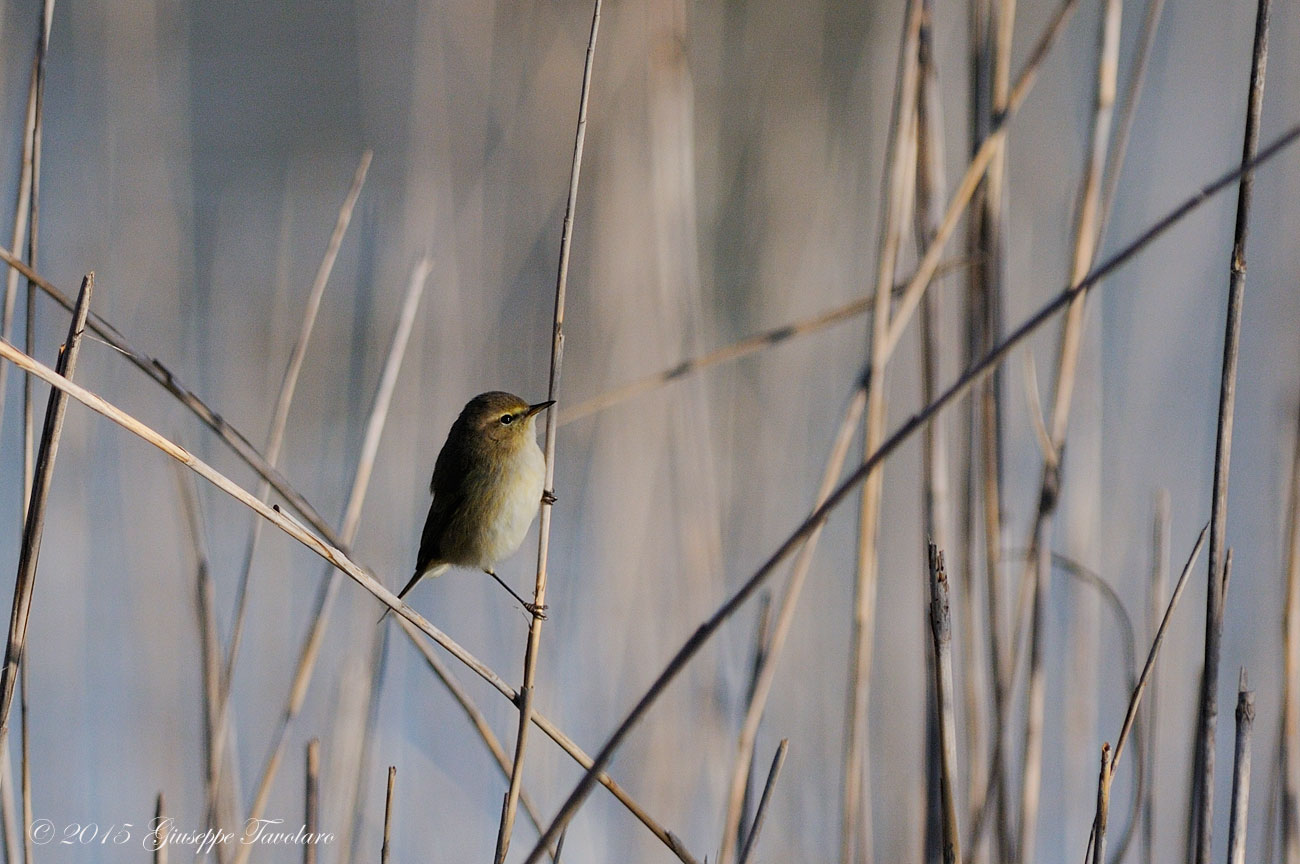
(500, 413, 514, 425)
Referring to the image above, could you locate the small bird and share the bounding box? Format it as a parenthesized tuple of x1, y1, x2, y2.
(381, 391, 554, 623)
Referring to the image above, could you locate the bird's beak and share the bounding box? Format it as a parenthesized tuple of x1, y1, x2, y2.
(525, 400, 555, 419)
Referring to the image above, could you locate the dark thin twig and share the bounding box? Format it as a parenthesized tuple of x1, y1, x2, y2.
(517, 120, 1300, 864)
(1092, 745, 1113, 864)
(738, 740, 789, 864)
(0, 274, 93, 733)
(1193, 1, 1271, 860)
(1227, 670, 1254, 864)
(493, 0, 600, 860)
(305, 739, 319, 864)
(381, 766, 395, 864)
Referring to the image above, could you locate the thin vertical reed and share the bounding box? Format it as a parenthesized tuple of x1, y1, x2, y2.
(1194, 1, 1271, 859)
(493, 1, 600, 859)
(1142, 491, 1170, 864)
(305, 739, 319, 864)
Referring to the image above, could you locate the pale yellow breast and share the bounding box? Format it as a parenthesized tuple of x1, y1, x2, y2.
(475, 434, 546, 568)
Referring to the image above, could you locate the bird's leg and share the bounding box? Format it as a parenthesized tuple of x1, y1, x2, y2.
(541, 489, 557, 506)
(486, 569, 547, 620)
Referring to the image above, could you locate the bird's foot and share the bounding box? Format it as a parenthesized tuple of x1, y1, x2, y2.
(541, 489, 557, 505)
(524, 602, 549, 620)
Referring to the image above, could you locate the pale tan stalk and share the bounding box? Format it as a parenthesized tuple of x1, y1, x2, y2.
(1141, 491, 1170, 864)
(493, 1, 599, 859)
(1016, 1, 1122, 857)
(304, 739, 319, 864)
(232, 259, 430, 864)
(843, 7, 922, 862)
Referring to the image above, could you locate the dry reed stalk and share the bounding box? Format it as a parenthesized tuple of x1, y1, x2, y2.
(915, 11, 956, 858)
(515, 123, 1300, 864)
(842, 6, 922, 862)
(381, 766, 394, 864)
(1285, 402, 1300, 864)
(220, 150, 372, 738)
(172, 459, 236, 860)
(0, 274, 92, 733)
(1227, 671, 1254, 864)
(1015, 0, 1123, 856)
(737, 739, 788, 864)
(393, 617, 559, 862)
(305, 739, 319, 864)
(492, 1, 599, 859)
(1193, 1, 1271, 859)
(232, 258, 430, 864)
(718, 385, 866, 864)
(1141, 492, 1170, 864)
(0, 2, 47, 460)
(929, 544, 962, 864)
(1097, 0, 1167, 241)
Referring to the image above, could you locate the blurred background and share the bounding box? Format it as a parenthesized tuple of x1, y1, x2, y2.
(0, 0, 1298, 862)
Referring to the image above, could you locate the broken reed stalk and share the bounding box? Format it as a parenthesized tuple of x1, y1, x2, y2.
(1141, 491, 1170, 864)
(1193, 1, 1270, 860)
(232, 259, 430, 864)
(1285, 402, 1300, 864)
(737, 739, 788, 864)
(929, 544, 962, 864)
(1092, 745, 1113, 864)
(173, 460, 238, 855)
(1019, 0, 1123, 855)
(220, 151, 372, 759)
(305, 739, 319, 864)
(492, 1, 599, 860)
(842, 6, 922, 863)
(513, 124, 1300, 864)
(0, 274, 92, 733)
(1227, 671, 1254, 864)
(718, 385, 866, 864)
(381, 766, 395, 864)
(394, 617, 558, 861)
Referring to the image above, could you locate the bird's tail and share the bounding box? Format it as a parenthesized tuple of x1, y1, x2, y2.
(377, 563, 450, 624)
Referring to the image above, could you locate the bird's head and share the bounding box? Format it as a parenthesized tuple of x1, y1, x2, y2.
(457, 391, 553, 449)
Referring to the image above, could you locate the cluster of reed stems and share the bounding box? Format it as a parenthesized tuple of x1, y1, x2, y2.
(0, 0, 1296, 862)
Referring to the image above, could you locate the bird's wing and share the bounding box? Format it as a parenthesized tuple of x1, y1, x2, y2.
(415, 438, 468, 573)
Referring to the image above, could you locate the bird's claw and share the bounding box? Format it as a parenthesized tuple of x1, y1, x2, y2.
(524, 602, 549, 620)
(541, 489, 557, 506)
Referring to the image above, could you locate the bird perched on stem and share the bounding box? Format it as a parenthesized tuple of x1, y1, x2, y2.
(381, 391, 554, 623)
